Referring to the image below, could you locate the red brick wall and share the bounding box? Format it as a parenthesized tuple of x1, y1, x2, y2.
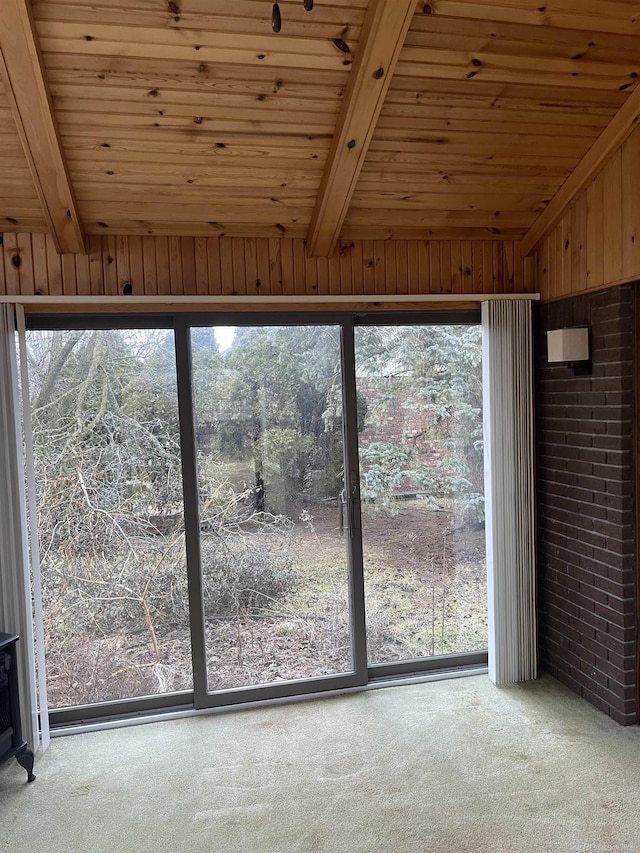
(358, 377, 436, 447)
(535, 283, 639, 725)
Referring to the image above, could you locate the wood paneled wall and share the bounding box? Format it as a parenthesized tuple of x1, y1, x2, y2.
(0, 234, 535, 307)
(536, 123, 640, 301)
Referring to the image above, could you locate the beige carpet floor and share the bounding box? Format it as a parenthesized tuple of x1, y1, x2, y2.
(1, 674, 640, 853)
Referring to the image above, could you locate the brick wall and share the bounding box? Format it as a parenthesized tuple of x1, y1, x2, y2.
(535, 283, 638, 725)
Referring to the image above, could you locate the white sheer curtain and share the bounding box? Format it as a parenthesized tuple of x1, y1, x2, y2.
(482, 300, 537, 684)
(17, 307, 49, 750)
(0, 303, 48, 751)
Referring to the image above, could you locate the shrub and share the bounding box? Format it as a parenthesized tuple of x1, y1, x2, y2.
(200, 520, 296, 618)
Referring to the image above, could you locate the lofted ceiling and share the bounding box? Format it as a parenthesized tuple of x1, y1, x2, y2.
(1, 0, 640, 256)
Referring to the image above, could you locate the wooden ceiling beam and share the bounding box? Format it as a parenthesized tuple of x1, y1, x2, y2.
(306, 0, 417, 258)
(0, 0, 85, 254)
(521, 84, 640, 257)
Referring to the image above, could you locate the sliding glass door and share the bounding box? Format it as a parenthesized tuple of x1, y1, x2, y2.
(24, 312, 486, 722)
(179, 322, 365, 704)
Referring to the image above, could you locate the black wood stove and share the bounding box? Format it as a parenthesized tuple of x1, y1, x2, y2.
(0, 633, 36, 782)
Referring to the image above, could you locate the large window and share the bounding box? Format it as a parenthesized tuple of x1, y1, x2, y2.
(24, 313, 486, 720)
(355, 324, 487, 666)
(26, 327, 190, 708)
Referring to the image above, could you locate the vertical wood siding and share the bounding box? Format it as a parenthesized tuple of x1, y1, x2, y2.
(0, 235, 535, 302)
(536, 123, 640, 301)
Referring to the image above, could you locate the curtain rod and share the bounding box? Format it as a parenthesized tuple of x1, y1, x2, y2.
(0, 293, 539, 305)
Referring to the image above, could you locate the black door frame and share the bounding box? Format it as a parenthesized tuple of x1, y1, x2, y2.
(174, 313, 369, 709)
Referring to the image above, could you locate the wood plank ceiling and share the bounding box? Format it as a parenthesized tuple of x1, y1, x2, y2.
(1, 0, 640, 254)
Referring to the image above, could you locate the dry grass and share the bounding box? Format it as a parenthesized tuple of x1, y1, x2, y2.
(43, 502, 487, 707)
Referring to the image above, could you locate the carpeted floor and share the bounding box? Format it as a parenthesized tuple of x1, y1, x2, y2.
(1, 674, 640, 853)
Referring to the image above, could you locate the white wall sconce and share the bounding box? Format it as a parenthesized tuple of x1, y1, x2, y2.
(547, 327, 591, 375)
